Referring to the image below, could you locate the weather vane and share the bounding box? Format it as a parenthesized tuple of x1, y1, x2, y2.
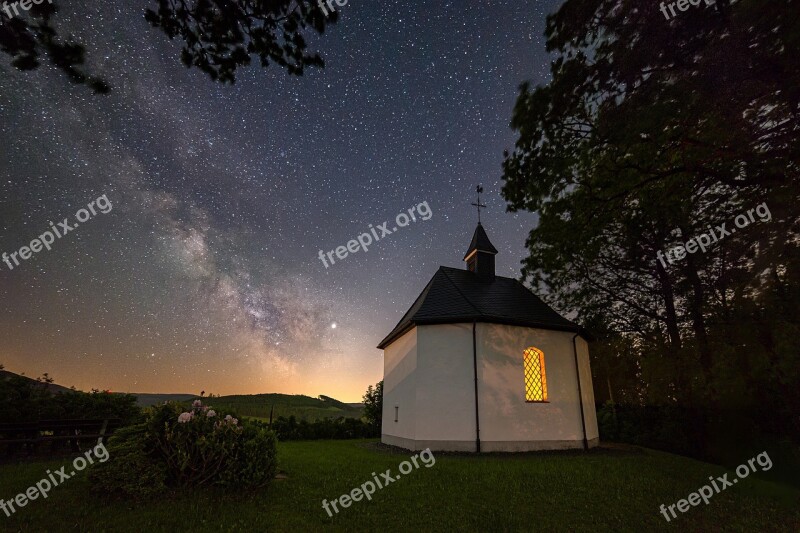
(471, 185, 486, 224)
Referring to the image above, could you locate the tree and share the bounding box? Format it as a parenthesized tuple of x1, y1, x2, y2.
(362, 380, 382, 435)
(502, 0, 797, 395)
(144, 0, 337, 82)
(501, 0, 799, 458)
(0, 370, 141, 424)
(0, 2, 110, 92)
(0, 0, 338, 92)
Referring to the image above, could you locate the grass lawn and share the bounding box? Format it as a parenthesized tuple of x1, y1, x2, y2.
(0, 440, 798, 531)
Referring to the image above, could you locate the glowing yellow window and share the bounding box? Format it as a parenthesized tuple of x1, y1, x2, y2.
(523, 347, 548, 402)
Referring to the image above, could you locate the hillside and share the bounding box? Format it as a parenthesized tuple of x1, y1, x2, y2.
(127, 392, 363, 421)
(0, 369, 362, 421)
(204, 393, 363, 422)
(125, 393, 363, 420)
(126, 393, 197, 407)
(0, 370, 73, 395)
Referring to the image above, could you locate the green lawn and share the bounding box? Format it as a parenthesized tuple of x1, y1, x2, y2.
(0, 440, 797, 531)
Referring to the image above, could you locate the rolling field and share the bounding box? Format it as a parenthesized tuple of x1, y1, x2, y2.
(203, 394, 363, 422)
(126, 392, 363, 421)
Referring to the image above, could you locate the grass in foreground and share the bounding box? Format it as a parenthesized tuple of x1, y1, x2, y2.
(0, 440, 798, 531)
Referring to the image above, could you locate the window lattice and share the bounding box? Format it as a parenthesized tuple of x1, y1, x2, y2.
(523, 347, 548, 402)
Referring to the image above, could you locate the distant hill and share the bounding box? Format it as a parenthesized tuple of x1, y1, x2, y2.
(120, 392, 363, 421)
(121, 394, 363, 418)
(0, 370, 74, 395)
(125, 393, 197, 407)
(0, 370, 363, 421)
(0, 371, 195, 406)
(204, 393, 364, 422)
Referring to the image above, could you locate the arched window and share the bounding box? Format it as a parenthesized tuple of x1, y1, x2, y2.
(523, 347, 548, 402)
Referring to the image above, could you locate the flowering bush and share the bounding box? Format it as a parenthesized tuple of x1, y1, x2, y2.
(90, 399, 277, 498)
(149, 400, 276, 488)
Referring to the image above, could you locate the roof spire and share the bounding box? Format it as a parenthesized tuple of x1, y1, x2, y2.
(464, 221, 498, 279)
(471, 185, 486, 224)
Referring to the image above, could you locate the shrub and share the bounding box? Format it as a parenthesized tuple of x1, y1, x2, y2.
(91, 399, 278, 498)
(271, 414, 374, 441)
(219, 421, 278, 487)
(150, 402, 242, 486)
(0, 373, 141, 425)
(88, 424, 168, 499)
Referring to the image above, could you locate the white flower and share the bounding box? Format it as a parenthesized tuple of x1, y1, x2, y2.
(207, 410, 217, 418)
(178, 412, 194, 423)
(192, 399, 203, 409)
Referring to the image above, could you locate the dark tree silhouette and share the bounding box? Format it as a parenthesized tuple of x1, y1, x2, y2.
(0, 0, 337, 92)
(501, 0, 799, 468)
(0, 2, 110, 93)
(362, 380, 382, 434)
(145, 0, 337, 82)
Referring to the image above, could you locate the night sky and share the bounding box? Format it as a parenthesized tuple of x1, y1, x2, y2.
(1, 0, 559, 401)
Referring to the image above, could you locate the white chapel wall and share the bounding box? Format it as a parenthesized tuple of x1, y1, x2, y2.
(414, 324, 477, 450)
(575, 335, 599, 441)
(382, 321, 599, 452)
(381, 327, 418, 446)
(477, 323, 597, 450)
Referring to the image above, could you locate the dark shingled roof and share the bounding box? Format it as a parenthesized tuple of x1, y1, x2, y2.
(377, 266, 585, 349)
(463, 223, 498, 259)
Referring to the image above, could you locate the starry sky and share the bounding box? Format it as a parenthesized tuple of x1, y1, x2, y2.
(0, 0, 559, 401)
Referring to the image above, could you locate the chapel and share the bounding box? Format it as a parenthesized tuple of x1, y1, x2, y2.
(378, 221, 599, 452)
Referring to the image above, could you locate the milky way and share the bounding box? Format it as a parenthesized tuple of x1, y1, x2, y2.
(0, 0, 559, 400)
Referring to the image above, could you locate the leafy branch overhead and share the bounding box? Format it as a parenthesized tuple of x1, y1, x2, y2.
(144, 0, 337, 83)
(0, 2, 110, 93)
(0, 0, 337, 92)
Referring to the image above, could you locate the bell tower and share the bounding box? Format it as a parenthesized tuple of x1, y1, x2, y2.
(464, 186, 497, 279)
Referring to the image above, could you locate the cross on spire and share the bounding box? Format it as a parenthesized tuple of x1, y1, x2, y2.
(471, 185, 486, 224)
